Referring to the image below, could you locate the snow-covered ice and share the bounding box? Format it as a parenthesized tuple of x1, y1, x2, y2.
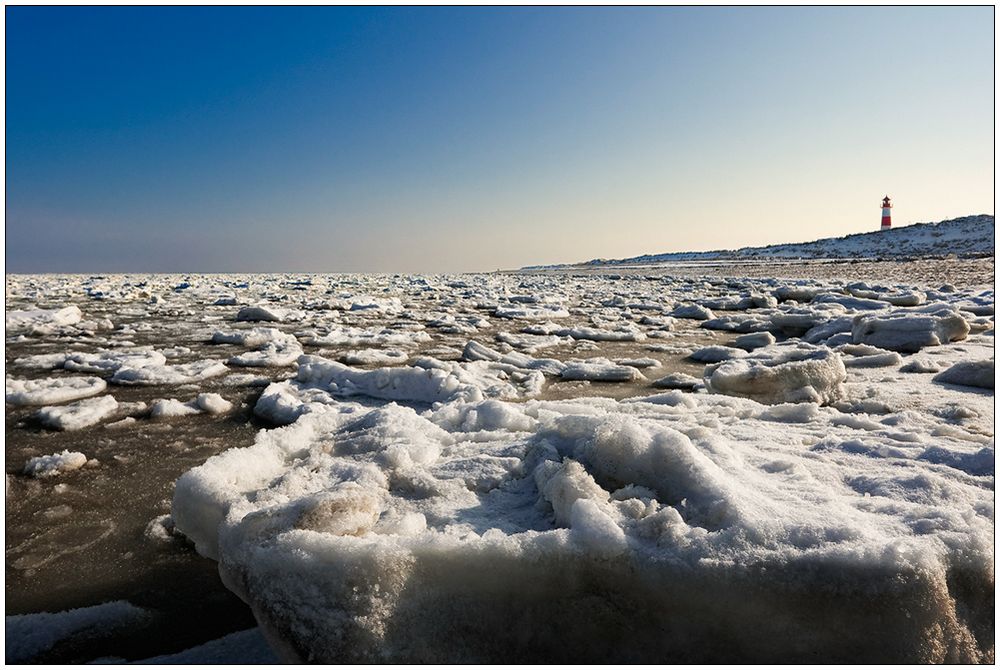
(705, 342, 847, 405)
(5, 600, 149, 663)
(22, 450, 90, 478)
(6, 376, 108, 406)
(5, 266, 994, 663)
(6, 305, 83, 335)
(173, 390, 993, 663)
(37, 395, 119, 431)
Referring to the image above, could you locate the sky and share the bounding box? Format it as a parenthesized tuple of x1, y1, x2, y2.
(5, 6, 995, 273)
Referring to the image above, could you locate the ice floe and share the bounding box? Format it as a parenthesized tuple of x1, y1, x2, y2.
(37, 395, 119, 431)
(173, 390, 993, 663)
(6, 376, 108, 406)
(23, 450, 90, 478)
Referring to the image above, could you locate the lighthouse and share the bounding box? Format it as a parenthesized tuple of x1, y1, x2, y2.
(880, 195, 892, 230)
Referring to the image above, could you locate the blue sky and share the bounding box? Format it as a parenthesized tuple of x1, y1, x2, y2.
(5, 6, 994, 272)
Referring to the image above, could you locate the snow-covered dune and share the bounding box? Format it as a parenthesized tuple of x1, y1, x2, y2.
(528, 215, 994, 269)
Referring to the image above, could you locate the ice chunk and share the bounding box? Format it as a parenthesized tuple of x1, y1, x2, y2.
(734, 331, 776, 351)
(12, 352, 76, 370)
(852, 307, 970, 353)
(6, 305, 82, 335)
(172, 394, 992, 663)
(301, 326, 432, 348)
(235, 305, 302, 322)
(6, 376, 107, 406)
(131, 628, 277, 664)
(150, 398, 201, 418)
(614, 358, 661, 369)
(211, 327, 292, 348)
(651, 372, 701, 390)
(671, 303, 714, 320)
(341, 348, 410, 366)
(196, 393, 234, 414)
(705, 342, 846, 405)
(111, 359, 228, 386)
(689, 345, 745, 363)
(63, 349, 167, 374)
(5, 600, 149, 663)
(494, 304, 570, 320)
(774, 285, 824, 302)
(296, 355, 520, 404)
(37, 395, 119, 431)
(23, 450, 89, 478)
(899, 358, 942, 374)
(842, 352, 903, 368)
(933, 361, 994, 389)
(150, 393, 233, 418)
(561, 360, 645, 382)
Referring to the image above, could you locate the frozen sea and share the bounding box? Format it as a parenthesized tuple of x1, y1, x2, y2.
(5, 259, 994, 663)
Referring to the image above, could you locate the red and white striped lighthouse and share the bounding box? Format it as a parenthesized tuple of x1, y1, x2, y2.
(880, 195, 892, 230)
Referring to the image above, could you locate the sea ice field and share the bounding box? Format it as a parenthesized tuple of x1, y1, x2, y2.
(5, 262, 995, 663)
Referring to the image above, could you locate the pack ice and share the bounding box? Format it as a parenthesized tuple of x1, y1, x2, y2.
(5, 270, 993, 663)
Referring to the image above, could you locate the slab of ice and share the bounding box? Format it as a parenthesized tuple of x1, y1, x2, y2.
(842, 352, 903, 368)
(37, 395, 119, 431)
(235, 305, 303, 322)
(670, 303, 714, 320)
(62, 349, 168, 374)
(734, 331, 776, 351)
(561, 360, 645, 382)
(172, 394, 993, 663)
(933, 361, 994, 389)
(690, 345, 745, 363)
(211, 327, 292, 348)
(131, 627, 277, 664)
(296, 355, 525, 405)
(111, 360, 228, 386)
(494, 304, 570, 320)
(23, 450, 89, 478)
(6, 305, 82, 335)
(852, 306, 970, 353)
(705, 342, 847, 405)
(151, 393, 233, 418)
(614, 358, 661, 369)
(770, 304, 847, 336)
(463, 341, 566, 376)
(227, 331, 303, 367)
(5, 600, 149, 663)
(12, 352, 78, 370)
(300, 326, 432, 348)
(6, 376, 108, 406)
(651, 372, 701, 390)
(341, 348, 410, 366)
(150, 398, 201, 418)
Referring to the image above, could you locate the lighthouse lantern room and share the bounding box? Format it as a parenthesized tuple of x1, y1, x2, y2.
(881, 196, 892, 230)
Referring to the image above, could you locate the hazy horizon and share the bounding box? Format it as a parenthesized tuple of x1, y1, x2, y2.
(6, 6, 995, 273)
